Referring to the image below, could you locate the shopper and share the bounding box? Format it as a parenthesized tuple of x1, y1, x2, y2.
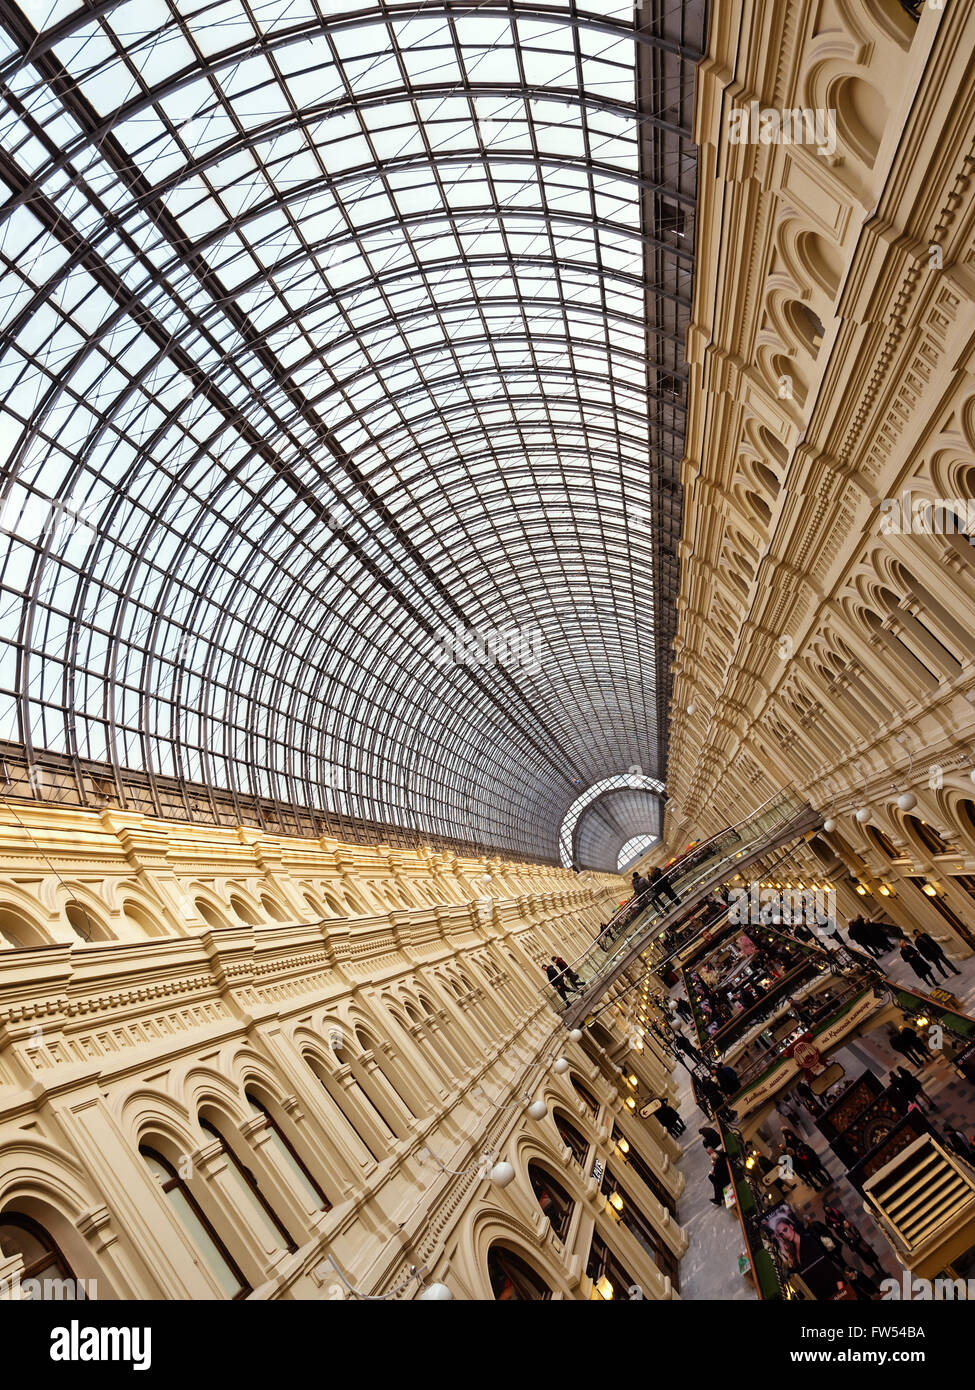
(795, 1079, 822, 1114)
(899, 940, 938, 989)
(647, 866, 680, 909)
(912, 929, 960, 978)
(823, 1205, 884, 1274)
(656, 1099, 685, 1137)
(848, 918, 883, 959)
(551, 954, 583, 991)
(672, 1031, 706, 1066)
(707, 1148, 731, 1206)
(890, 1065, 935, 1112)
(699, 1125, 721, 1149)
(887, 1025, 928, 1067)
(545, 962, 569, 1004)
(945, 1127, 975, 1164)
(716, 1063, 740, 1095)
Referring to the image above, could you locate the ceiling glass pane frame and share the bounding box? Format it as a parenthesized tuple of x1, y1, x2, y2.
(0, 0, 704, 863)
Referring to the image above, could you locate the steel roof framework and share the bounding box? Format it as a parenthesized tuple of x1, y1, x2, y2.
(0, 0, 703, 864)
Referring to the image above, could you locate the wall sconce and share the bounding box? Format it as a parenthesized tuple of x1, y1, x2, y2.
(594, 1276, 614, 1300)
(625, 1097, 636, 1110)
(922, 883, 938, 897)
(609, 1192, 624, 1212)
(617, 1138, 630, 1154)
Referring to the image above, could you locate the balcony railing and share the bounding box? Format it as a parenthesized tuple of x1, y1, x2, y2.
(549, 789, 817, 1012)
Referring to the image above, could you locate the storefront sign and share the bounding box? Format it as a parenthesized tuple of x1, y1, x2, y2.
(591, 1158, 604, 1184)
(790, 1037, 821, 1071)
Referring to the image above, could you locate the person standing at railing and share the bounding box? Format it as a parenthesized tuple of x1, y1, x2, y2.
(647, 865, 680, 909)
(551, 955, 583, 991)
(545, 962, 570, 1005)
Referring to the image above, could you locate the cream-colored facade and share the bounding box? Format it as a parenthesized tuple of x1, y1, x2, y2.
(653, 0, 975, 965)
(5, 0, 975, 1307)
(0, 807, 685, 1299)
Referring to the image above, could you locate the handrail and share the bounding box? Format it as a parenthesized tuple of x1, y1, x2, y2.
(547, 791, 814, 1007)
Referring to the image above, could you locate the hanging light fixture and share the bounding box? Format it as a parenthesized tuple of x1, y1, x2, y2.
(896, 791, 917, 812)
(567, 1028, 583, 1042)
(418, 1283, 454, 1301)
(489, 1161, 516, 1188)
(855, 807, 871, 823)
(552, 1057, 570, 1074)
(823, 817, 837, 833)
(527, 1100, 548, 1121)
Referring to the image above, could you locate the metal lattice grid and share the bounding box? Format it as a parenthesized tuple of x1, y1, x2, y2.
(0, 0, 705, 864)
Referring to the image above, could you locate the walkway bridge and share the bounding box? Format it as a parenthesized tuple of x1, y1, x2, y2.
(558, 790, 822, 1028)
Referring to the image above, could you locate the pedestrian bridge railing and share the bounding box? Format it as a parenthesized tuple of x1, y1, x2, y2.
(552, 789, 820, 1022)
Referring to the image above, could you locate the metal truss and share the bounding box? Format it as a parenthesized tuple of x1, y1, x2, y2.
(0, 0, 705, 864)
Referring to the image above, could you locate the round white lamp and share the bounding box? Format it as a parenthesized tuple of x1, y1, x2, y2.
(552, 1057, 570, 1075)
(687, 701, 697, 715)
(969, 768, 975, 785)
(823, 817, 836, 833)
(896, 792, 917, 812)
(489, 1161, 515, 1188)
(855, 807, 872, 823)
(568, 1028, 583, 1043)
(418, 1283, 453, 1301)
(527, 1100, 548, 1121)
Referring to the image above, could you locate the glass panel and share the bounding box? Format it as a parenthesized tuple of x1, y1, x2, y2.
(163, 1187, 244, 1299)
(0, 0, 703, 863)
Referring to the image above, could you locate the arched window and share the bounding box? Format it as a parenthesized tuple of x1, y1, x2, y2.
(0, 1213, 84, 1298)
(194, 898, 227, 929)
(904, 815, 950, 855)
(260, 895, 288, 922)
(528, 1162, 575, 1240)
(570, 1076, 600, 1117)
(553, 1110, 591, 1167)
(354, 1026, 415, 1121)
(198, 1117, 295, 1252)
(140, 1146, 250, 1298)
(229, 895, 259, 925)
(244, 1091, 331, 1213)
(65, 901, 108, 942)
(866, 825, 901, 859)
(603, 1169, 680, 1284)
(121, 900, 166, 938)
(0, 907, 48, 949)
(610, 1125, 678, 1216)
(487, 1245, 553, 1301)
(587, 1231, 637, 1301)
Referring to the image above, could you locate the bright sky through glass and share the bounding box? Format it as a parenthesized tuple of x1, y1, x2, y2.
(0, 0, 697, 862)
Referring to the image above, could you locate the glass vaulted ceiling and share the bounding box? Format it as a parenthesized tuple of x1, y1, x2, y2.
(0, 0, 703, 864)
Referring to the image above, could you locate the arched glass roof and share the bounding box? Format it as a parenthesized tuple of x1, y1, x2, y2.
(616, 832, 656, 871)
(570, 780, 661, 871)
(0, 0, 704, 863)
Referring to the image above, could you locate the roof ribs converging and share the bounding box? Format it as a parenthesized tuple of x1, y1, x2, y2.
(0, 0, 704, 864)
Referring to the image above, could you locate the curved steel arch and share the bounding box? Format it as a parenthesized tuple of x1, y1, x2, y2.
(0, 0, 704, 860)
(572, 785, 663, 872)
